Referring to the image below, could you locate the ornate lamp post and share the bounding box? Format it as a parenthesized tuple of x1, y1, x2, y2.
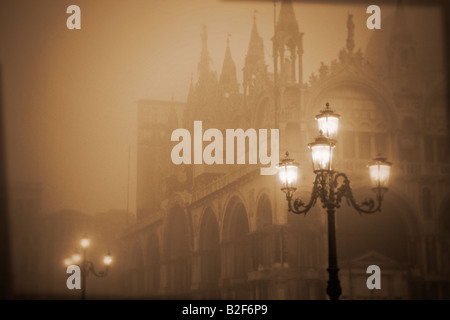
(277, 102, 392, 300)
(65, 233, 113, 300)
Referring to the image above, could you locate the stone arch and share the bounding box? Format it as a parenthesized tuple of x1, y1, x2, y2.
(221, 195, 251, 299)
(336, 186, 420, 263)
(255, 191, 273, 229)
(251, 192, 277, 273)
(145, 233, 160, 295)
(222, 195, 250, 243)
(164, 205, 192, 296)
(221, 192, 249, 240)
(198, 207, 221, 298)
(306, 77, 399, 132)
(306, 78, 397, 162)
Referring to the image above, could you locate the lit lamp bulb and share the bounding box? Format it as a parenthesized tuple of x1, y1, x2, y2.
(277, 152, 299, 199)
(80, 234, 90, 249)
(103, 251, 113, 267)
(368, 155, 392, 191)
(63, 258, 73, 267)
(71, 252, 82, 264)
(315, 102, 340, 141)
(308, 132, 335, 172)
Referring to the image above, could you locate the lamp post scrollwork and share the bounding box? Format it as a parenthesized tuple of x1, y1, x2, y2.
(277, 102, 392, 300)
(65, 233, 113, 300)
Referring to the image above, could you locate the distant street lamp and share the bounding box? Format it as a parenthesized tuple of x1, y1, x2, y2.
(277, 102, 392, 300)
(65, 233, 112, 300)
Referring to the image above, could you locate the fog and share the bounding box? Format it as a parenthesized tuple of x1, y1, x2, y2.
(0, 0, 398, 215)
(0, 0, 447, 300)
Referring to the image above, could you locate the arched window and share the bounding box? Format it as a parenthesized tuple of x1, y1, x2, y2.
(222, 197, 251, 299)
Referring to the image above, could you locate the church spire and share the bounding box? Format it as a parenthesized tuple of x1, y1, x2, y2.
(198, 25, 213, 83)
(246, 10, 265, 64)
(197, 25, 218, 89)
(273, 0, 304, 85)
(346, 14, 355, 53)
(243, 10, 266, 97)
(220, 34, 238, 95)
(276, 0, 299, 36)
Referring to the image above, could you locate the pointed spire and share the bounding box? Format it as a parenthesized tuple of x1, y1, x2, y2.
(246, 12, 265, 66)
(220, 34, 238, 93)
(276, 0, 300, 36)
(198, 24, 210, 79)
(197, 24, 218, 88)
(243, 11, 266, 97)
(273, 0, 304, 85)
(346, 14, 355, 53)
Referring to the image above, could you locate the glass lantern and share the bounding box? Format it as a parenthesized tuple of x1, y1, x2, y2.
(80, 233, 90, 249)
(308, 132, 335, 172)
(315, 102, 340, 141)
(277, 152, 299, 199)
(368, 156, 392, 190)
(103, 251, 113, 267)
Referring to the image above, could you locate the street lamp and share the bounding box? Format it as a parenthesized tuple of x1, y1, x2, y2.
(315, 102, 340, 141)
(66, 234, 112, 300)
(63, 258, 73, 267)
(277, 102, 392, 300)
(81, 234, 91, 249)
(308, 131, 335, 172)
(71, 251, 82, 265)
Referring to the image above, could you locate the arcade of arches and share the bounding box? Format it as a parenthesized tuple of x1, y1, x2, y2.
(124, 186, 450, 299)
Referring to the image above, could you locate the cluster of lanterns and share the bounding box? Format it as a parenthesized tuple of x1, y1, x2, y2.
(277, 102, 392, 197)
(63, 234, 112, 268)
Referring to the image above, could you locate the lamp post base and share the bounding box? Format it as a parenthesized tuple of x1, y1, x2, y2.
(326, 267, 342, 300)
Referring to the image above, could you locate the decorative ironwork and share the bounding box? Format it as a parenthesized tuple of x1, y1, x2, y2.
(284, 171, 385, 215)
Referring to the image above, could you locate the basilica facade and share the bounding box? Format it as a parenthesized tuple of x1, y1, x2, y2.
(121, 1, 450, 299)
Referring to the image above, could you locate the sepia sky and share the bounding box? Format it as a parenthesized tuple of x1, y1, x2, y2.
(0, 0, 445, 215)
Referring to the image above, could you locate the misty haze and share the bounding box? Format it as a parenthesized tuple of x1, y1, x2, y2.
(0, 0, 449, 300)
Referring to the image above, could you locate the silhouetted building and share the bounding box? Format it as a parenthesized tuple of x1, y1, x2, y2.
(124, 0, 450, 299)
(8, 181, 44, 298)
